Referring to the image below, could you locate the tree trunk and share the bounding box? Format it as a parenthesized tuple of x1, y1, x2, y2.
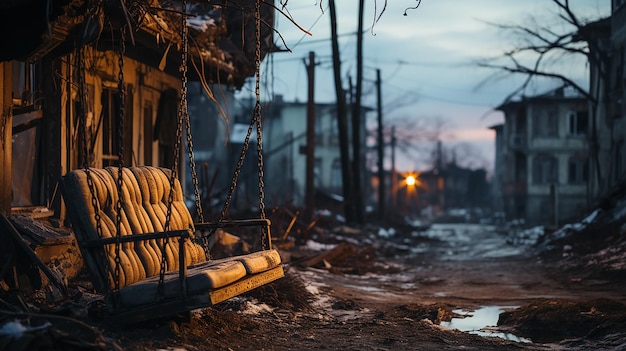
(351, 0, 365, 223)
(329, 0, 354, 223)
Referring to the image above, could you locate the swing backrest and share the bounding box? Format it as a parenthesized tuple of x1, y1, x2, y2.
(61, 166, 207, 292)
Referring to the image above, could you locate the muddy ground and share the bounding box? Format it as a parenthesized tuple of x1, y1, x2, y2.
(3, 216, 626, 350)
(106, 220, 626, 351)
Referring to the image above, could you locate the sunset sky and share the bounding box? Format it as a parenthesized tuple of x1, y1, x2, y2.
(242, 1, 609, 174)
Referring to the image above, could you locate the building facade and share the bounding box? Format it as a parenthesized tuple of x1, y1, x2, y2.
(495, 86, 590, 226)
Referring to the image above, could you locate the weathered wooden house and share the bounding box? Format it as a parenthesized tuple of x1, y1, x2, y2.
(1, 1, 292, 324)
(0, 0, 274, 218)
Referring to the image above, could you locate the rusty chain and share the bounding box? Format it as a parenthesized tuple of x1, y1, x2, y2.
(160, 0, 188, 293)
(113, 26, 127, 297)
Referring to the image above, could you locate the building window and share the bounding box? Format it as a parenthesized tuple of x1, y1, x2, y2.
(102, 86, 133, 167)
(533, 154, 558, 184)
(533, 107, 558, 137)
(568, 157, 588, 184)
(568, 110, 588, 136)
(330, 158, 342, 191)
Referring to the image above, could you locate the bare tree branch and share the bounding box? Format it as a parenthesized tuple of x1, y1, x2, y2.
(477, 0, 607, 105)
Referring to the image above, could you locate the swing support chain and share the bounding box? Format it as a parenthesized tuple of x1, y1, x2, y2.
(215, 0, 270, 251)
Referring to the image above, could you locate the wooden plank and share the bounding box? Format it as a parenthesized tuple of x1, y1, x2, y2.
(209, 266, 285, 304)
(297, 242, 356, 268)
(104, 266, 285, 326)
(0, 213, 69, 298)
(0, 62, 12, 215)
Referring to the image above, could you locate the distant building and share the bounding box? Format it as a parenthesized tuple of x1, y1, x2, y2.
(418, 142, 491, 220)
(186, 94, 371, 211)
(494, 86, 589, 226)
(261, 97, 371, 208)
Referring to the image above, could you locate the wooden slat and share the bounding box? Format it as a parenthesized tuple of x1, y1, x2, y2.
(209, 266, 285, 304)
(104, 266, 285, 326)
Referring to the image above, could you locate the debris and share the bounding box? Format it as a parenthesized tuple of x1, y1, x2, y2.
(296, 242, 356, 268)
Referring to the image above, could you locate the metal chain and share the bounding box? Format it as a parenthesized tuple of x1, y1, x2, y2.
(113, 26, 127, 296)
(183, 46, 203, 223)
(218, 115, 255, 222)
(254, 0, 268, 249)
(217, 0, 268, 249)
(76, 47, 108, 291)
(160, 0, 187, 293)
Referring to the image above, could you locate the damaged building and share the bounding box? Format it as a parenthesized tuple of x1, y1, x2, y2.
(0, 0, 275, 312)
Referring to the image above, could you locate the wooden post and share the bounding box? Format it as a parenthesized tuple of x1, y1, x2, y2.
(376, 69, 384, 218)
(391, 126, 397, 208)
(0, 62, 12, 215)
(352, 0, 365, 224)
(305, 51, 316, 216)
(329, 0, 354, 223)
(41, 58, 63, 216)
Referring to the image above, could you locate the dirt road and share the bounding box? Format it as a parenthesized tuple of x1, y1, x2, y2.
(115, 222, 626, 350)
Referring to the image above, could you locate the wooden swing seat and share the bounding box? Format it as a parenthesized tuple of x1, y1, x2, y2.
(60, 166, 283, 323)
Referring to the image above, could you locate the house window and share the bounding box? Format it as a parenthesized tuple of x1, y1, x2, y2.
(330, 158, 342, 191)
(101, 86, 133, 167)
(567, 110, 588, 136)
(532, 154, 558, 184)
(568, 157, 588, 184)
(532, 107, 558, 137)
(314, 157, 322, 187)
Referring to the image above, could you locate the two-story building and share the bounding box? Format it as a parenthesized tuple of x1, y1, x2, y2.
(227, 96, 370, 209)
(494, 86, 590, 226)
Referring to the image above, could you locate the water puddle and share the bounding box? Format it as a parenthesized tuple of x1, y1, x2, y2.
(440, 306, 532, 343)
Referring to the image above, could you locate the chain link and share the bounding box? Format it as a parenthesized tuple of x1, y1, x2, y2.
(254, 0, 268, 249)
(113, 26, 127, 297)
(217, 0, 268, 249)
(160, 0, 188, 293)
(76, 47, 109, 292)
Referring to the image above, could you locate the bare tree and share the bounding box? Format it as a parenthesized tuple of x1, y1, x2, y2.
(367, 115, 453, 171)
(477, 0, 610, 193)
(478, 0, 607, 102)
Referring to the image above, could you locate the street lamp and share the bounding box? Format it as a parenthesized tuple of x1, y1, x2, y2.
(406, 175, 416, 187)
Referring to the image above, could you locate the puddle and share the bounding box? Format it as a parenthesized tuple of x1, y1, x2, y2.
(440, 306, 532, 343)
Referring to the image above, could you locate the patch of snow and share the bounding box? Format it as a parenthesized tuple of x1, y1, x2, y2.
(304, 240, 337, 252)
(0, 321, 28, 338)
(240, 301, 274, 316)
(582, 209, 600, 224)
(509, 226, 544, 245)
(187, 15, 216, 31)
(378, 227, 396, 238)
(0, 320, 50, 339)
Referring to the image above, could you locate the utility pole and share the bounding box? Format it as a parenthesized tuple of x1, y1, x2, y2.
(376, 69, 384, 219)
(304, 51, 316, 217)
(391, 126, 397, 208)
(329, 0, 354, 222)
(352, 0, 365, 224)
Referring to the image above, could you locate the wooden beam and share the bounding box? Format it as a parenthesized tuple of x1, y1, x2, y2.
(208, 266, 285, 304)
(0, 62, 12, 215)
(41, 58, 62, 216)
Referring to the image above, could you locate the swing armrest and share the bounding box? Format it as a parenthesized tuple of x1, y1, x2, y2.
(82, 230, 190, 247)
(194, 218, 271, 231)
(194, 219, 273, 249)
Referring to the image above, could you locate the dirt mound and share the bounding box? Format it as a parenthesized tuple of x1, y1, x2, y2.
(497, 298, 626, 343)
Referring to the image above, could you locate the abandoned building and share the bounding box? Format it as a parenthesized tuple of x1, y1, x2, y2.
(1, 0, 288, 324)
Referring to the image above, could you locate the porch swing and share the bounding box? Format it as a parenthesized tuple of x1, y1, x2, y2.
(59, 0, 284, 325)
